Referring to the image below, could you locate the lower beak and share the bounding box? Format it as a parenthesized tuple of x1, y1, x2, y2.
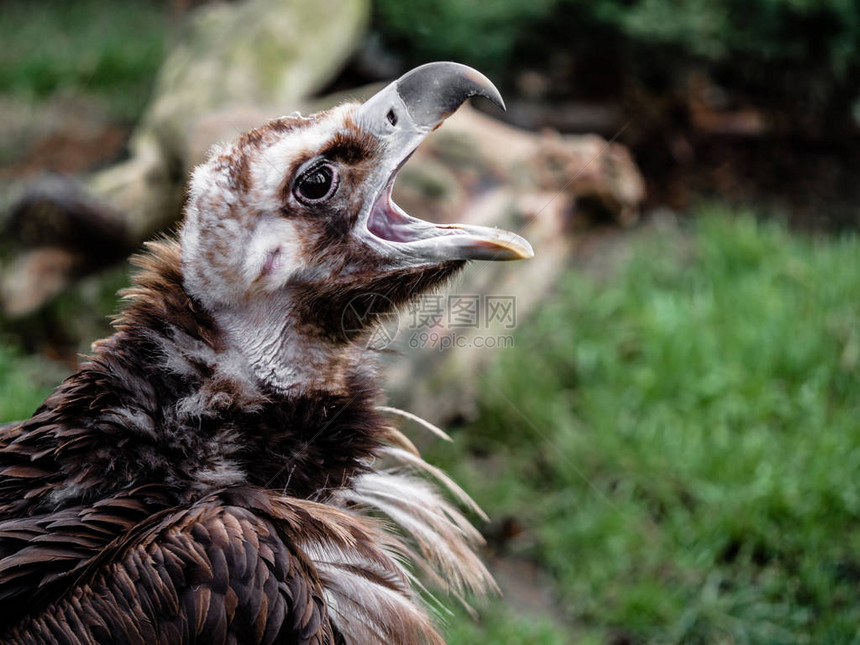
(353, 62, 534, 264)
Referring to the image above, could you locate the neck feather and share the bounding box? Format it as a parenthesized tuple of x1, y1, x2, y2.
(16, 240, 385, 510)
(215, 296, 370, 397)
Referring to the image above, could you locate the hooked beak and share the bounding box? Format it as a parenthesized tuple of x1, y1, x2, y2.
(353, 62, 533, 264)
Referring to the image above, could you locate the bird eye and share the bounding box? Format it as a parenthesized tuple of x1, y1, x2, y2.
(294, 164, 337, 204)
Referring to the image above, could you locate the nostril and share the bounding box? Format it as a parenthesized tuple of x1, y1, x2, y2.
(386, 109, 397, 126)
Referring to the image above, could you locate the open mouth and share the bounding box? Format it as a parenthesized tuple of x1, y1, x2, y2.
(367, 185, 456, 244)
(368, 186, 420, 243)
(365, 178, 533, 262)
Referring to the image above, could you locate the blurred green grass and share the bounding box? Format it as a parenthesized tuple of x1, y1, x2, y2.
(433, 209, 860, 643)
(0, 265, 131, 424)
(0, 0, 167, 121)
(0, 345, 56, 423)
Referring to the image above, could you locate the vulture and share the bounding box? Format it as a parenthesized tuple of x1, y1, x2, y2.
(0, 62, 532, 644)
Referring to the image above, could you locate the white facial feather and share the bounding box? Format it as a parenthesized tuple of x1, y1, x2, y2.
(180, 109, 345, 309)
(242, 213, 304, 291)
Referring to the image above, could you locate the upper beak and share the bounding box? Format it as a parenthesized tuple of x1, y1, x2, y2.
(353, 62, 533, 263)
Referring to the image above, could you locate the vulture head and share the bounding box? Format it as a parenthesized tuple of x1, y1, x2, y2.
(179, 62, 532, 392)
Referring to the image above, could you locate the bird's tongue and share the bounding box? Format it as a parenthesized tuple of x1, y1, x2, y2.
(367, 189, 533, 262)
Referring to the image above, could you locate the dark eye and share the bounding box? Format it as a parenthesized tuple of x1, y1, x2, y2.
(295, 164, 337, 204)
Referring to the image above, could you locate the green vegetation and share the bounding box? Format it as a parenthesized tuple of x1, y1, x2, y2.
(0, 344, 57, 423)
(590, 0, 860, 70)
(0, 0, 167, 121)
(374, 0, 557, 77)
(434, 210, 860, 643)
(4, 0, 855, 124)
(444, 605, 573, 644)
(377, 0, 860, 76)
(376, 0, 860, 124)
(0, 264, 130, 426)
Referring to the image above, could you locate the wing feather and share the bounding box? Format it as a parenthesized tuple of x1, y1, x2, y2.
(1, 493, 336, 645)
